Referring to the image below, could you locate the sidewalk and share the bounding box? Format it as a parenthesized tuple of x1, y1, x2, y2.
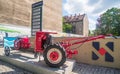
(73, 63, 120, 74)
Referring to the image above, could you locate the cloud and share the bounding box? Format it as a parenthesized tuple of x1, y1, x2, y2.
(92, 0, 120, 14)
(87, 0, 99, 6)
(88, 19, 96, 30)
(63, 0, 120, 30)
(64, 0, 85, 14)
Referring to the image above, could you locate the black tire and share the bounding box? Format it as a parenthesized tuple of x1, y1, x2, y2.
(4, 46, 10, 56)
(43, 44, 66, 67)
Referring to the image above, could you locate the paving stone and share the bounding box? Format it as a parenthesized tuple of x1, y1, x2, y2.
(73, 63, 120, 74)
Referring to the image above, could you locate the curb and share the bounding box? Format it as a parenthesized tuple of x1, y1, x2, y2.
(0, 55, 57, 74)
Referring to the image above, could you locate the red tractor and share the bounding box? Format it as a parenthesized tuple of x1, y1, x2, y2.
(33, 31, 114, 67)
(13, 31, 115, 67)
(14, 36, 31, 50)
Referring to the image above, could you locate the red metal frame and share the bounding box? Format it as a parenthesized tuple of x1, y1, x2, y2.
(34, 31, 112, 59)
(20, 37, 31, 48)
(59, 35, 112, 58)
(35, 31, 57, 53)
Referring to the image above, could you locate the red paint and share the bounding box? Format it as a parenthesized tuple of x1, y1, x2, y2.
(50, 51, 59, 61)
(34, 31, 57, 53)
(14, 37, 31, 50)
(98, 48, 106, 56)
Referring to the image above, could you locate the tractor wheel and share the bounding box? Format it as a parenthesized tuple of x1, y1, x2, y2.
(43, 44, 66, 67)
(4, 46, 10, 56)
(14, 39, 21, 50)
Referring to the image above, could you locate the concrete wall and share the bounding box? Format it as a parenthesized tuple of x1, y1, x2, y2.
(30, 36, 120, 69)
(42, 0, 62, 32)
(0, 0, 39, 26)
(53, 37, 120, 69)
(0, 0, 62, 33)
(83, 15, 89, 36)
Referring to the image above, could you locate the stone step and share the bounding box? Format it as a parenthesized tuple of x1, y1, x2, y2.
(0, 49, 76, 74)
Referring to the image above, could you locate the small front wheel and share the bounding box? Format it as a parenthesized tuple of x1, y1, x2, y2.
(4, 46, 10, 56)
(43, 44, 66, 67)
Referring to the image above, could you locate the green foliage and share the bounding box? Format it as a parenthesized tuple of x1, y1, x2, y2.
(0, 26, 20, 33)
(63, 18, 72, 33)
(63, 23, 72, 33)
(96, 8, 120, 36)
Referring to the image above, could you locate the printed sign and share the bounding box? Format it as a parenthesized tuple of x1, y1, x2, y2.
(31, 1, 43, 36)
(92, 42, 114, 62)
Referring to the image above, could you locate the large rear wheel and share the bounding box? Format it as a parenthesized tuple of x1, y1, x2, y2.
(43, 44, 66, 67)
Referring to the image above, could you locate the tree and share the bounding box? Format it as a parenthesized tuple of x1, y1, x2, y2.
(62, 18, 72, 33)
(96, 8, 120, 36)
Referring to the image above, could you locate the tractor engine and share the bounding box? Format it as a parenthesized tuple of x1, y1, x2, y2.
(34, 31, 52, 52)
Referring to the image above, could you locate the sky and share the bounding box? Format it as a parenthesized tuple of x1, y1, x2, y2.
(63, 0, 120, 30)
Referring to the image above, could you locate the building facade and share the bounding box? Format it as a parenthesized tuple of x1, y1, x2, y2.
(0, 0, 62, 34)
(64, 14, 89, 36)
(42, 0, 62, 32)
(0, 0, 39, 26)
